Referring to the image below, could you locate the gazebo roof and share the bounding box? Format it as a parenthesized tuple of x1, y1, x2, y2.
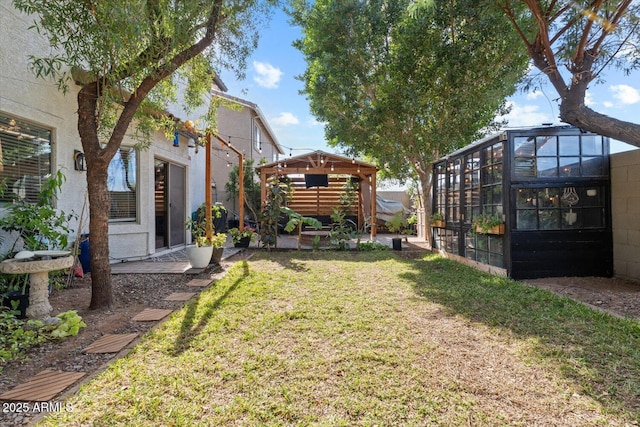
(256, 150, 378, 176)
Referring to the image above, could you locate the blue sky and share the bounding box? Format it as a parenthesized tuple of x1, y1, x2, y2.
(219, 9, 640, 157)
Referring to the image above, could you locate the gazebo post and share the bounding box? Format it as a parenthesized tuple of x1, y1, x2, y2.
(371, 172, 377, 238)
(211, 133, 244, 232)
(205, 133, 213, 240)
(238, 152, 244, 232)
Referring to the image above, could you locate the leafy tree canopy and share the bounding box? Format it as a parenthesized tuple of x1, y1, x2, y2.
(291, 0, 528, 208)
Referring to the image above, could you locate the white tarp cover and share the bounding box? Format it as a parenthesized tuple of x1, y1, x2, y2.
(376, 195, 409, 222)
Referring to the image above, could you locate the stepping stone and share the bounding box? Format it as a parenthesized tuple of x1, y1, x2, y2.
(186, 279, 212, 288)
(164, 292, 196, 301)
(131, 308, 173, 322)
(0, 370, 85, 402)
(83, 333, 139, 354)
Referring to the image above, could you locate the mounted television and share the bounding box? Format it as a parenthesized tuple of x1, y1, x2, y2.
(305, 174, 328, 188)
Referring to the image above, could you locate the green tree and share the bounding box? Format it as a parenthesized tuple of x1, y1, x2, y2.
(13, 0, 274, 309)
(496, 1, 640, 147)
(291, 0, 528, 228)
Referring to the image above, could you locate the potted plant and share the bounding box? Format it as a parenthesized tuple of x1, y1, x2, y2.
(209, 232, 228, 264)
(385, 213, 408, 250)
(430, 212, 446, 228)
(472, 212, 504, 235)
(228, 226, 257, 248)
(0, 270, 30, 318)
(185, 219, 214, 269)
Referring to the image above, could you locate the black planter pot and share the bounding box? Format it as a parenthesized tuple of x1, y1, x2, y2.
(391, 237, 402, 251)
(211, 247, 224, 265)
(1, 291, 29, 319)
(233, 236, 251, 248)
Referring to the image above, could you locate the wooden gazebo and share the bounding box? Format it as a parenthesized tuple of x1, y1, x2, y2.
(256, 151, 379, 237)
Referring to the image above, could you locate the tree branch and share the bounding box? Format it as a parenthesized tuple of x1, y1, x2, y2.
(105, 0, 225, 157)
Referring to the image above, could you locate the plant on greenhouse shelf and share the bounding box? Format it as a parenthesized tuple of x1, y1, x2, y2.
(472, 212, 504, 235)
(430, 212, 445, 228)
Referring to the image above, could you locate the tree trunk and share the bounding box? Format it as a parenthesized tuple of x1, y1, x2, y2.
(559, 92, 640, 148)
(416, 167, 433, 248)
(86, 157, 113, 310)
(77, 84, 115, 310)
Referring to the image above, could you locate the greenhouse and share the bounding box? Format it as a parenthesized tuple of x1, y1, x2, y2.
(432, 125, 612, 279)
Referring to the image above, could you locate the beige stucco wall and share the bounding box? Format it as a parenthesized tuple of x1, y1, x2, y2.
(610, 149, 640, 282)
(214, 103, 280, 220)
(0, 1, 193, 261)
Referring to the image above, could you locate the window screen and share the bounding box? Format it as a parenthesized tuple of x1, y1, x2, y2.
(0, 114, 52, 204)
(108, 147, 137, 221)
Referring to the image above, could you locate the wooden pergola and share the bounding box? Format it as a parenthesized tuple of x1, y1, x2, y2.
(256, 150, 379, 237)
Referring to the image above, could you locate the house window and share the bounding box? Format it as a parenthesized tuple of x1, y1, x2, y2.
(254, 125, 262, 152)
(0, 114, 52, 204)
(108, 147, 137, 222)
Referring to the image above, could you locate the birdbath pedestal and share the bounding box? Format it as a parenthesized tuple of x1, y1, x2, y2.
(0, 252, 73, 319)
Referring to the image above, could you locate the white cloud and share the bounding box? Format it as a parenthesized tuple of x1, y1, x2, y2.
(526, 90, 543, 100)
(610, 84, 640, 105)
(603, 101, 614, 108)
(584, 91, 596, 107)
(253, 61, 282, 89)
(272, 112, 299, 126)
(500, 101, 552, 127)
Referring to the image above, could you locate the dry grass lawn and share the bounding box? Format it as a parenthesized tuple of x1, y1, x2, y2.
(38, 251, 640, 426)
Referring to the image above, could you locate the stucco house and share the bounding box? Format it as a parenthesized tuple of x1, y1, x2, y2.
(0, 1, 281, 262)
(208, 90, 284, 224)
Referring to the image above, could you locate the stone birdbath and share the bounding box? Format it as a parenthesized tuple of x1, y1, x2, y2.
(0, 250, 73, 319)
